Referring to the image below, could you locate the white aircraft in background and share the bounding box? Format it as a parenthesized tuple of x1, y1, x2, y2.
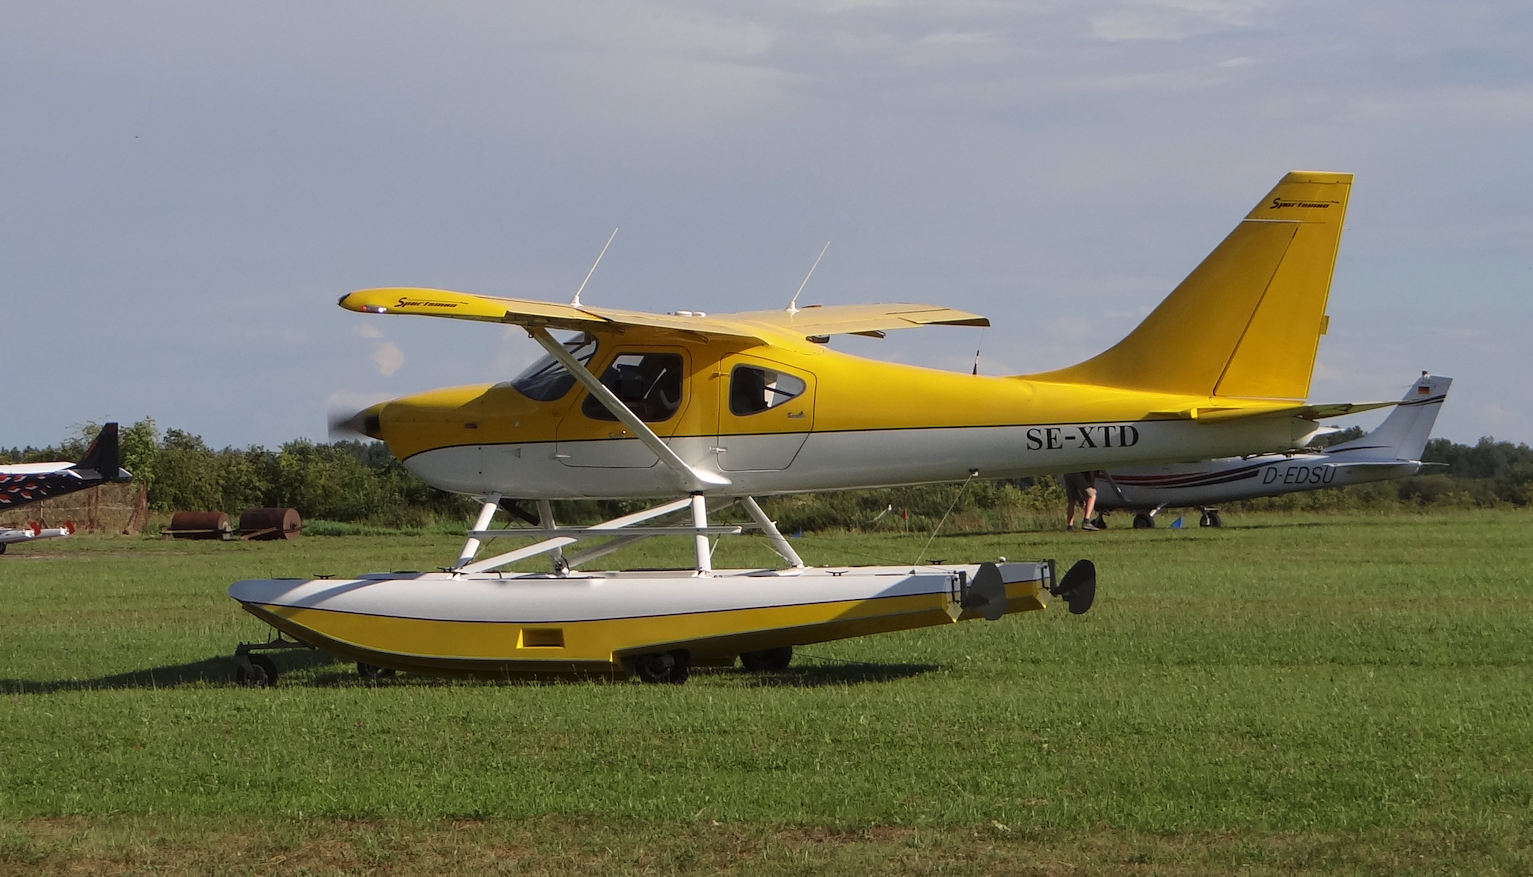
(1091, 373, 1451, 528)
(0, 424, 131, 552)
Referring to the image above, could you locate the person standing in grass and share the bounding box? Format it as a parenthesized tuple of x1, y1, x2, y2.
(1063, 471, 1103, 531)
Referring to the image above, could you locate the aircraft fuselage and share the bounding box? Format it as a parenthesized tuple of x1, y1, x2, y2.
(370, 335, 1320, 499)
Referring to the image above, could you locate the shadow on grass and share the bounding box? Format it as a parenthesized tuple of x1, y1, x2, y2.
(704, 661, 939, 687)
(3, 654, 938, 694)
(0, 649, 341, 694)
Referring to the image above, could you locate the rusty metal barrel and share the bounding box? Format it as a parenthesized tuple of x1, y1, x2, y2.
(165, 511, 231, 540)
(238, 507, 302, 541)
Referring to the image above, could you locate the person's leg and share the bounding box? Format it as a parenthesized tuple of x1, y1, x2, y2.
(1080, 487, 1099, 530)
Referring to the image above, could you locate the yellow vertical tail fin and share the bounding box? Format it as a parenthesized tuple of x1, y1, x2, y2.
(1026, 171, 1353, 400)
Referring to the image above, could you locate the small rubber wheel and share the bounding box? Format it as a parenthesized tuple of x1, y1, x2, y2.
(236, 654, 279, 688)
(740, 646, 794, 671)
(357, 662, 397, 681)
(632, 650, 691, 684)
(1207, 510, 1223, 528)
(1132, 513, 1154, 530)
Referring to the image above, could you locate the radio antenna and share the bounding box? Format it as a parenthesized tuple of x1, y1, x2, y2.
(786, 241, 830, 315)
(571, 227, 618, 308)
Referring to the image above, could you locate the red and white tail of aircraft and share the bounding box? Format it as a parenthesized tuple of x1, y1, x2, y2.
(0, 423, 131, 553)
(1090, 373, 1452, 528)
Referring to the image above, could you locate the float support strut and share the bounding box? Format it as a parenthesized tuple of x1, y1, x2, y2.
(691, 493, 712, 575)
(743, 496, 804, 568)
(455, 493, 502, 568)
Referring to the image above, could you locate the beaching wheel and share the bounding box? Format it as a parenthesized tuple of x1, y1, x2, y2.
(357, 662, 397, 681)
(632, 650, 691, 684)
(236, 654, 279, 688)
(740, 646, 794, 671)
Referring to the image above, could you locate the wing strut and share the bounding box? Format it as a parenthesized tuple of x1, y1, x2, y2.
(528, 327, 729, 492)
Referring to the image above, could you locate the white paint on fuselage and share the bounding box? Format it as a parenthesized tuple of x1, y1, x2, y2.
(1097, 455, 1421, 511)
(404, 416, 1316, 499)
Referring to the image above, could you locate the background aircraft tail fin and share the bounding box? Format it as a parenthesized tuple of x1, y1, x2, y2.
(1026, 171, 1353, 399)
(73, 422, 122, 480)
(1329, 374, 1451, 461)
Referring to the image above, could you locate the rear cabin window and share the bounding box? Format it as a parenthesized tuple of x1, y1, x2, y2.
(582, 353, 685, 423)
(729, 366, 807, 416)
(507, 335, 598, 401)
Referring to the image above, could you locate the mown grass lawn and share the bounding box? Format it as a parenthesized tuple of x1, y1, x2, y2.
(2, 509, 1530, 875)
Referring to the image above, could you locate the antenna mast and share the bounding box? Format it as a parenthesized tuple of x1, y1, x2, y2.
(571, 228, 619, 308)
(786, 241, 831, 315)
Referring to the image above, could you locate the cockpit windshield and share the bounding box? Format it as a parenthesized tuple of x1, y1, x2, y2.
(506, 334, 599, 401)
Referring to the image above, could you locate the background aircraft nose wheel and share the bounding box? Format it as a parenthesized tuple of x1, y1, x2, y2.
(235, 654, 279, 688)
(1132, 513, 1154, 529)
(357, 662, 397, 681)
(631, 650, 691, 684)
(1199, 509, 1222, 528)
(739, 646, 794, 671)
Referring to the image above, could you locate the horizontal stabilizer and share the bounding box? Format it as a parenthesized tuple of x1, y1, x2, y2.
(1150, 399, 1395, 423)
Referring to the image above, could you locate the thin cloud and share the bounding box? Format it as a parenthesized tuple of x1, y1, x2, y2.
(374, 342, 405, 377)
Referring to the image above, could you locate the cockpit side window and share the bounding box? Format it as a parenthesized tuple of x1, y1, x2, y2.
(729, 365, 807, 416)
(506, 335, 598, 402)
(582, 353, 685, 423)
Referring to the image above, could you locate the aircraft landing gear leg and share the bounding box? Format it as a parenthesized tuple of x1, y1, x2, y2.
(1133, 513, 1154, 529)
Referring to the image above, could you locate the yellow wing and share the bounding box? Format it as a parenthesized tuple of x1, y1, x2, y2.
(339, 288, 987, 342)
(723, 303, 988, 339)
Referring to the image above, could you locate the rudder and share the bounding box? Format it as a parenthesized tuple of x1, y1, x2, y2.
(1330, 373, 1451, 461)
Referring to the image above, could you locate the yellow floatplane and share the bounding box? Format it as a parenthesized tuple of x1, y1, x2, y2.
(229, 170, 1379, 685)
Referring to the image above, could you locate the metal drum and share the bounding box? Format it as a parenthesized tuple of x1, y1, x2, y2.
(165, 511, 231, 540)
(238, 507, 302, 540)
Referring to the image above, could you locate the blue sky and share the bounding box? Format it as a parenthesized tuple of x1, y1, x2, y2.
(4, 2, 1530, 449)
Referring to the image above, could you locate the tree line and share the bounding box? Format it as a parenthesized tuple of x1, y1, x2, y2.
(4, 419, 1532, 531)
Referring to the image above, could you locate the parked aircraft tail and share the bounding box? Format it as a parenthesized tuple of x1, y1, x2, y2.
(1027, 170, 1353, 400)
(73, 422, 125, 480)
(1328, 373, 1451, 461)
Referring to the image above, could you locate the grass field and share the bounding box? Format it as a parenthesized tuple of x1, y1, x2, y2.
(2, 510, 1531, 875)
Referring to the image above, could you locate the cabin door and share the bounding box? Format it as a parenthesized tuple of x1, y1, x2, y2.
(555, 348, 690, 468)
(714, 356, 816, 471)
